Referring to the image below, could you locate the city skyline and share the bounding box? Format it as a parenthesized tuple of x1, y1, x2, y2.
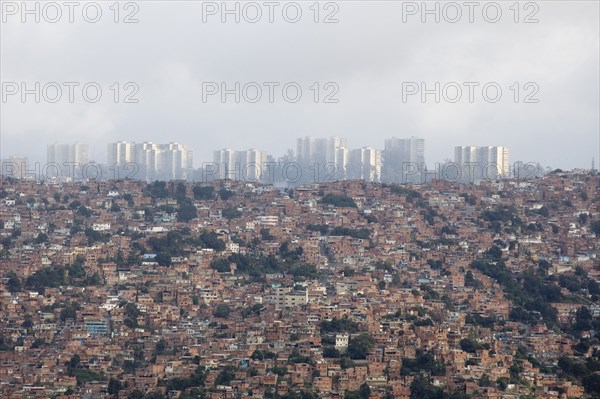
(1, 2, 598, 169)
(0, 132, 596, 172)
(6, 137, 522, 168)
(0, 137, 579, 184)
(1, 137, 560, 185)
(107, 141, 193, 181)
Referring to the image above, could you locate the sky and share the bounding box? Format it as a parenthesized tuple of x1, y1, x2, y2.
(1, 0, 599, 170)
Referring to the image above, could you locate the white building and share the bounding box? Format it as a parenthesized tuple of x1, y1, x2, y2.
(107, 141, 193, 181)
(92, 223, 111, 231)
(47, 143, 90, 166)
(46, 143, 90, 180)
(347, 147, 382, 182)
(296, 136, 348, 181)
(212, 148, 267, 181)
(382, 136, 425, 183)
(335, 333, 349, 350)
(107, 141, 134, 166)
(454, 146, 510, 181)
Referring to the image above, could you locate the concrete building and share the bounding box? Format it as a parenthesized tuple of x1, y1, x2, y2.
(347, 147, 382, 182)
(275, 287, 309, 308)
(296, 136, 348, 182)
(335, 333, 349, 351)
(108, 141, 193, 181)
(46, 143, 90, 180)
(213, 148, 267, 181)
(107, 141, 134, 166)
(382, 136, 425, 183)
(454, 146, 509, 181)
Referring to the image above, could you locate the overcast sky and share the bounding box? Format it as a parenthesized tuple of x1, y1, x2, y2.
(1, 1, 599, 169)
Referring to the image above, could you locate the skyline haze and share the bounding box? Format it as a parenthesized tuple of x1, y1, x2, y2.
(1, 1, 599, 170)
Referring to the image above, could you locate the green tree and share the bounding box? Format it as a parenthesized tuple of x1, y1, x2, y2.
(460, 338, 485, 353)
(592, 220, 600, 235)
(5, 272, 22, 293)
(359, 382, 371, 399)
(321, 194, 357, 208)
(215, 365, 236, 385)
(108, 378, 122, 397)
(127, 390, 144, 399)
(222, 207, 241, 220)
(347, 334, 375, 360)
(78, 205, 92, 217)
(214, 304, 231, 318)
(193, 185, 214, 200)
(177, 202, 197, 222)
(574, 306, 593, 332)
(69, 354, 81, 370)
(410, 377, 442, 399)
(21, 315, 33, 329)
(60, 303, 78, 322)
(219, 188, 234, 200)
(198, 231, 225, 251)
(124, 303, 141, 318)
(154, 339, 167, 355)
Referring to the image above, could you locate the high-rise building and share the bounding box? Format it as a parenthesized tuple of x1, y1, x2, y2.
(454, 146, 509, 181)
(72, 143, 90, 165)
(213, 148, 267, 181)
(482, 146, 509, 179)
(159, 142, 193, 181)
(453, 146, 478, 165)
(326, 137, 348, 166)
(382, 136, 425, 183)
(47, 143, 72, 166)
(107, 141, 193, 181)
(333, 146, 349, 180)
(133, 142, 159, 181)
(107, 141, 134, 166)
(213, 149, 237, 180)
(296, 137, 327, 167)
(296, 136, 348, 182)
(347, 147, 382, 182)
(46, 143, 91, 180)
(241, 149, 267, 182)
(47, 143, 90, 165)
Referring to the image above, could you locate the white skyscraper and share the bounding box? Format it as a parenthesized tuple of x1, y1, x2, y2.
(213, 148, 267, 181)
(107, 141, 134, 166)
(454, 146, 509, 180)
(296, 137, 327, 167)
(333, 146, 349, 180)
(72, 143, 90, 165)
(454, 146, 478, 165)
(296, 136, 348, 182)
(213, 149, 237, 180)
(107, 141, 192, 181)
(46, 143, 91, 180)
(347, 147, 381, 182)
(47, 143, 90, 165)
(160, 142, 193, 180)
(326, 137, 348, 166)
(382, 136, 425, 183)
(134, 142, 160, 181)
(47, 144, 72, 166)
(241, 149, 267, 181)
